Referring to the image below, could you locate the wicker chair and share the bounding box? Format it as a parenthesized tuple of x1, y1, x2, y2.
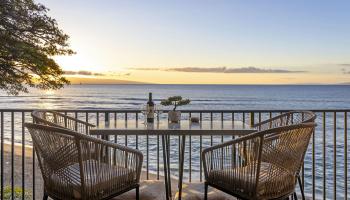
(252, 111, 316, 199)
(202, 122, 316, 200)
(25, 123, 143, 200)
(32, 110, 95, 135)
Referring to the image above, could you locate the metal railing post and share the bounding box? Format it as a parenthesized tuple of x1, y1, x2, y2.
(103, 112, 110, 141)
(250, 112, 255, 127)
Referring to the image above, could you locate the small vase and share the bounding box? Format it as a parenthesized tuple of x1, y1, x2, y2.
(168, 111, 181, 123)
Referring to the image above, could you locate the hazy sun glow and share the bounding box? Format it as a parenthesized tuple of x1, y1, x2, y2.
(44, 90, 55, 95)
(40, 0, 350, 84)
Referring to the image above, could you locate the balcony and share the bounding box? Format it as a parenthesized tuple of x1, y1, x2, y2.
(0, 109, 349, 199)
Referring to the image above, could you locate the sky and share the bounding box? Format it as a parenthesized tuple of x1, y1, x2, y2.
(40, 0, 350, 84)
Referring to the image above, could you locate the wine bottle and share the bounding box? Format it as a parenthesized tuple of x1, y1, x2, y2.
(147, 92, 155, 123)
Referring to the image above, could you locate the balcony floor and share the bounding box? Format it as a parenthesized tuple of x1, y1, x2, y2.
(113, 180, 236, 200)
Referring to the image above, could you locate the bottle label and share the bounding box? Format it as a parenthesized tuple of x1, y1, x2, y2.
(147, 105, 154, 122)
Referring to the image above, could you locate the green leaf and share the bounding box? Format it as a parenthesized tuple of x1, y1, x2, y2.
(160, 96, 191, 110)
(167, 96, 182, 101)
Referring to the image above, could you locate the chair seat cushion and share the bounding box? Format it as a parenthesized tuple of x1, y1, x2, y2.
(49, 159, 136, 199)
(208, 162, 295, 199)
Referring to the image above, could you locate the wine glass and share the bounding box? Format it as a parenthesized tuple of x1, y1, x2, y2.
(140, 104, 148, 124)
(155, 104, 164, 122)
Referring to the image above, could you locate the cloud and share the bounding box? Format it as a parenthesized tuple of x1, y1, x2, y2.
(340, 64, 350, 74)
(341, 68, 350, 74)
(168, 67, 305, 73)
(64, 70, 132, 77)
(338, 64, 350, 67)
(64, 70, 105, 76)
(132, 66, 306, 73)
(107, 72, 132, 76)
(129, 67, 160, 71)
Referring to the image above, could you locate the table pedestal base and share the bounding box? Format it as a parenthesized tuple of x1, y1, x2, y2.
(162, 135, 186, 200)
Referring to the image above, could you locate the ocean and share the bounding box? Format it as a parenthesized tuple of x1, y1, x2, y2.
(1, 84, 350, 199)
(1, 84, 350, 110)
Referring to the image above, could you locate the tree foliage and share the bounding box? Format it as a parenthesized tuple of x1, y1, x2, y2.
(0, 0, 73, 95)
(2, 186, 31, 199)
(161, 96, 191, 111)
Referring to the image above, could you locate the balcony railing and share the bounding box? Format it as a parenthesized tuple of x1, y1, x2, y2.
(0, 109, 349, 199)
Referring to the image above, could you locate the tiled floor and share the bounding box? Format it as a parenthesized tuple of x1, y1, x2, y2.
(114, 180, 236, 200)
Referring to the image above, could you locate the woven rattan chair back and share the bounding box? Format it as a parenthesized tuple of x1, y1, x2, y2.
(26, 123, 80, 199)
(32, 110, 95, 135)
(243, 111, 316, 163)
(258, 123, 315, 198)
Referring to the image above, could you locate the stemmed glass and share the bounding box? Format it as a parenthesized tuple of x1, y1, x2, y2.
(155, 104, 164, 122)
(140, 104, 164, 124)
(140, 104, 148, 124)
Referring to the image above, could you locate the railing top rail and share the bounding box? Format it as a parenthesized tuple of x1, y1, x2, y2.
(0, 108, 350, 112)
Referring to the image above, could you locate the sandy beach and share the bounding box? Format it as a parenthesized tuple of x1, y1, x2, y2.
(2, 143, 235, 200)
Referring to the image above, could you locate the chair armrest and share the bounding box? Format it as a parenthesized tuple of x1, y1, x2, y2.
(53, 111, 96, 127)
(252, 112, 291, 130)
(201, 132, 263, 180)
(47, 111, 95, 134)
(77, 134, 143, 183)
(253, 111, 316, 130)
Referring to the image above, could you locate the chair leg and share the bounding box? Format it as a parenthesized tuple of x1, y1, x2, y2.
(293, 192, 298, 200)
(136, 185, 140, 200)
(204, 182, 208, 200)
(298, 176, 305, 200)
(43, 193, 48, 200)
